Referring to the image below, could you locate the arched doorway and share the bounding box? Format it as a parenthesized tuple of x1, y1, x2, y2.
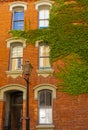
(0, 84, 26, 130)
(3, 91, 23, 130)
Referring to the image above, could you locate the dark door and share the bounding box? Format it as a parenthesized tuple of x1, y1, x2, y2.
(3, 91, 23, 130)
(10, 91, 23, 130)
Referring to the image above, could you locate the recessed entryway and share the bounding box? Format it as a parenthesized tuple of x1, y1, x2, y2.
(3, 91, 23, 130)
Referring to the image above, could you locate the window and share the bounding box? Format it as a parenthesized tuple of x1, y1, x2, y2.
(9, 1, 27, 30)
(10, 43, 23, 71)
(12, 7, 24, 30)
(39, 43, 51, 69)
(38, 90, 52, 124)
(38, 5, 50, 28)
(35, 1, 52, 29)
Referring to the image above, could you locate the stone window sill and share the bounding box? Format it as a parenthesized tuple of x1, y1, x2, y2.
(36, 125, 54, 130)
(36, 69, 54, 77)
(6, 70, 23, 78)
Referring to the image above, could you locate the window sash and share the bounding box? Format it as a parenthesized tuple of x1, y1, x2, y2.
(39, 107, 52, 124)
(39, 44, 51, 69)
(13, 21, 24, 30)
(39, 57, 51, 69)
(13, 11, 24, 30)
(39, 10, 49, 19)
(11, 58, 23, 70)
(10, 44, 23, 71)
(39, 20, 49, 28)
(39, 9, 49, 28)
(38, 90, 52, 124)
(12, 46, 23, 57)
(13, 12, 24, 21)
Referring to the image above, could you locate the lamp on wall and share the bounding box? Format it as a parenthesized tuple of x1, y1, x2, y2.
(22, 60, 33, 130)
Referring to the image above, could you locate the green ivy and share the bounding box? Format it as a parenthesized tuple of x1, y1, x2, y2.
(10, 0, 88, 95)
(55, 57, 88, 95)
(10, 29, 49, 45)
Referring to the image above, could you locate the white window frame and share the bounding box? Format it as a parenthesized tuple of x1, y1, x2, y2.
(33, 84, 57, 130)
(38, 43, 51, 70)
(38, 90, 53, 125)
(10, 43, 23, 71)
(38, 5, 50, 28)
(6, 38, 26, 78)
(12, 7, 24, 30)
(35, 0, 52, 28)
(9, 1, 27, 11)
(9, 1, 27, 30)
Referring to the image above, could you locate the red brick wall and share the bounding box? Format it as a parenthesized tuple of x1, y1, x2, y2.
(0, 1, 88, 130)
(0, 101, 5, 130)
(53, 93, 88, 130)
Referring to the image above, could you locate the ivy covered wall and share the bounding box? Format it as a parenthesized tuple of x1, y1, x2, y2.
(10, 0, 88, 95)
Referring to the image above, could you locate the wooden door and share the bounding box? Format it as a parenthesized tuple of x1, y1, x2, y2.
(10, 91, 23, 130)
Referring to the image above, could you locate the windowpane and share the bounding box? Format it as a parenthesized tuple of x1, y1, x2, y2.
(10, 44, 23, 70)
(11, 58, 22, 70)
(39, 10, 45, 19)
(39, 107, 52, 124)
(39, 10, 49, 19)
(39, 21, 49, 28)
(39, 8, 49, 28)
(39, 91, 45, 106)
(40, 57, 51, 69)
(44, 10, 49, 19)
(13, 21, 24, 30)
(39, 44, 51, 69)
(38, 90, 52, 124)
(13, 10, 24, 30)
(11, 58, 17, 70)
(18, 58, 22, 69)
(39, 21, 44, 28)
(14, 12, 24, 21)
(46, 91, 52, 106)
(40, 45, 50, 56)
(12, 46, 23, 57)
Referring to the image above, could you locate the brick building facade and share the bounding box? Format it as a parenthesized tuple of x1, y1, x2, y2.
(0, 0, 88, 130)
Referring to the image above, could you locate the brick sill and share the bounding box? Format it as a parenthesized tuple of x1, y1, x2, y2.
(6, 70, 23, 78)
(36, 69, 54, 77)
(36, 125, 54, 130)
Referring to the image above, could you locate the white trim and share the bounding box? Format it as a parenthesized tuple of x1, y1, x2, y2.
(35, 0, 53, 10)
(33, 84, 57, 100)
(6, 37, 26, 48)
(0, 84, 26, 101)
(36, 125, 54, 130)
(6, 70, 23, 78)
(36, 69, 54, 77)
(35, 40, 43, 47)
(9, 1, 27, 11)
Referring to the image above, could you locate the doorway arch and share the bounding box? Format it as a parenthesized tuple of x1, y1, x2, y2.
(0, 84, 26, 101)
(0, 84, 26, 130)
